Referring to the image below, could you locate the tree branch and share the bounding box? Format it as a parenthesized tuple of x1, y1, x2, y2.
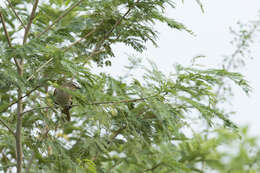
(87, 0, 140, 60)
(21, 106, 53, 116)
(84, 93, 162, 106)
(21, 92, 165, 116)
(215, 18, 260, 99)
(0, 11, 21, 70)
(23, 0, 39, 44)
(109, 126, 126, 142)
(144, 163, 162, 172)
(63, 26, 99, 52)
(0, 118, 15, 136)
(37, 0, 83, 38)
(16, 89, 23, 173)
(0, 85, 42, 115)
(5, 0, 26, 29)
(0, 12, 12, 47)
(27, 23, 98, 81)
(26, 58, 53, 81)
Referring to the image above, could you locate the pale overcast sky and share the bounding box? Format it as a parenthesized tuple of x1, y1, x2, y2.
(100, 0, 260, 136)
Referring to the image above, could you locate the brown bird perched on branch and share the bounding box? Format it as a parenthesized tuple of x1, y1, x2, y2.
(53, 81, 80, 121)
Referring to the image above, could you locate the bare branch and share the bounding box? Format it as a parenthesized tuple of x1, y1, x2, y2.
(37, 0, 83, 38)
(23, 0, 39, 44)
(5, 0, 26, 29)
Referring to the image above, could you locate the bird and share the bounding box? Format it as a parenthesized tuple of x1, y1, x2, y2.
(53, 81, 80, 121)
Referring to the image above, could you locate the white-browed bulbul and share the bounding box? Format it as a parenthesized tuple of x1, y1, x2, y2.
(53, 81, 80, 121)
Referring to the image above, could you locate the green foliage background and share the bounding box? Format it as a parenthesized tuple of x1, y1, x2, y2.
(0, 0, 260, 172)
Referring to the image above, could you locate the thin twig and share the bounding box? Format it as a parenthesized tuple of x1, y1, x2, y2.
(82, 92, 163, 106)
(0, 118, 15, 136)
(64, 27, 98, 52)
(91, 126, 127, 162)
(23, 0, 39, 44)
(227, 19, 260, 70)
(27, 58, 53, 81)
(27, 23, 98, 81)
(28, 0, 136, 76)
(37, 0, 83, 38)
(21, 106, 53, 115)
(21, 92, 165, 115)
(109, 126, 126, 142)
(0, 12, 12, 47)
(87, 0, 140, 60)
(88, 97, 155, 105)
(144, 163, 162, 172)
(5, 0, 26, 29)
(106, 160, 123, 173)
(215, 19, 260, 97)
(0, 11, 21, 70)
(25, 0, 88, 81)
(0, 85, 42, 115)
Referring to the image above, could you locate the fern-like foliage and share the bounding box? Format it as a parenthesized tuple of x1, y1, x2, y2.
(0, 0, 256, 172)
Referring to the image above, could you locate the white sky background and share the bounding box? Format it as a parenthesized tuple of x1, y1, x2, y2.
(97, 0, 260, 137)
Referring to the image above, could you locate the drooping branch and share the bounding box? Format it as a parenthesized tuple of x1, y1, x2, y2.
(23, 0, 39, 44)
(215, 17, 260, 98)
(37, 0, 83, 38)
(227, 19, 260, 70)
(5, 0, 26, 29)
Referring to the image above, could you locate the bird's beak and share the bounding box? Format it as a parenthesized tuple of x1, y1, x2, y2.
(73, 84, 81, 89)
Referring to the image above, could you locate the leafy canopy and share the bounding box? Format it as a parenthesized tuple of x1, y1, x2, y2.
(0, 0, 254, 172)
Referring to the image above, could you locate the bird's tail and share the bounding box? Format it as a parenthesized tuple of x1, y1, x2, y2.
(62, 107, 71, 121)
